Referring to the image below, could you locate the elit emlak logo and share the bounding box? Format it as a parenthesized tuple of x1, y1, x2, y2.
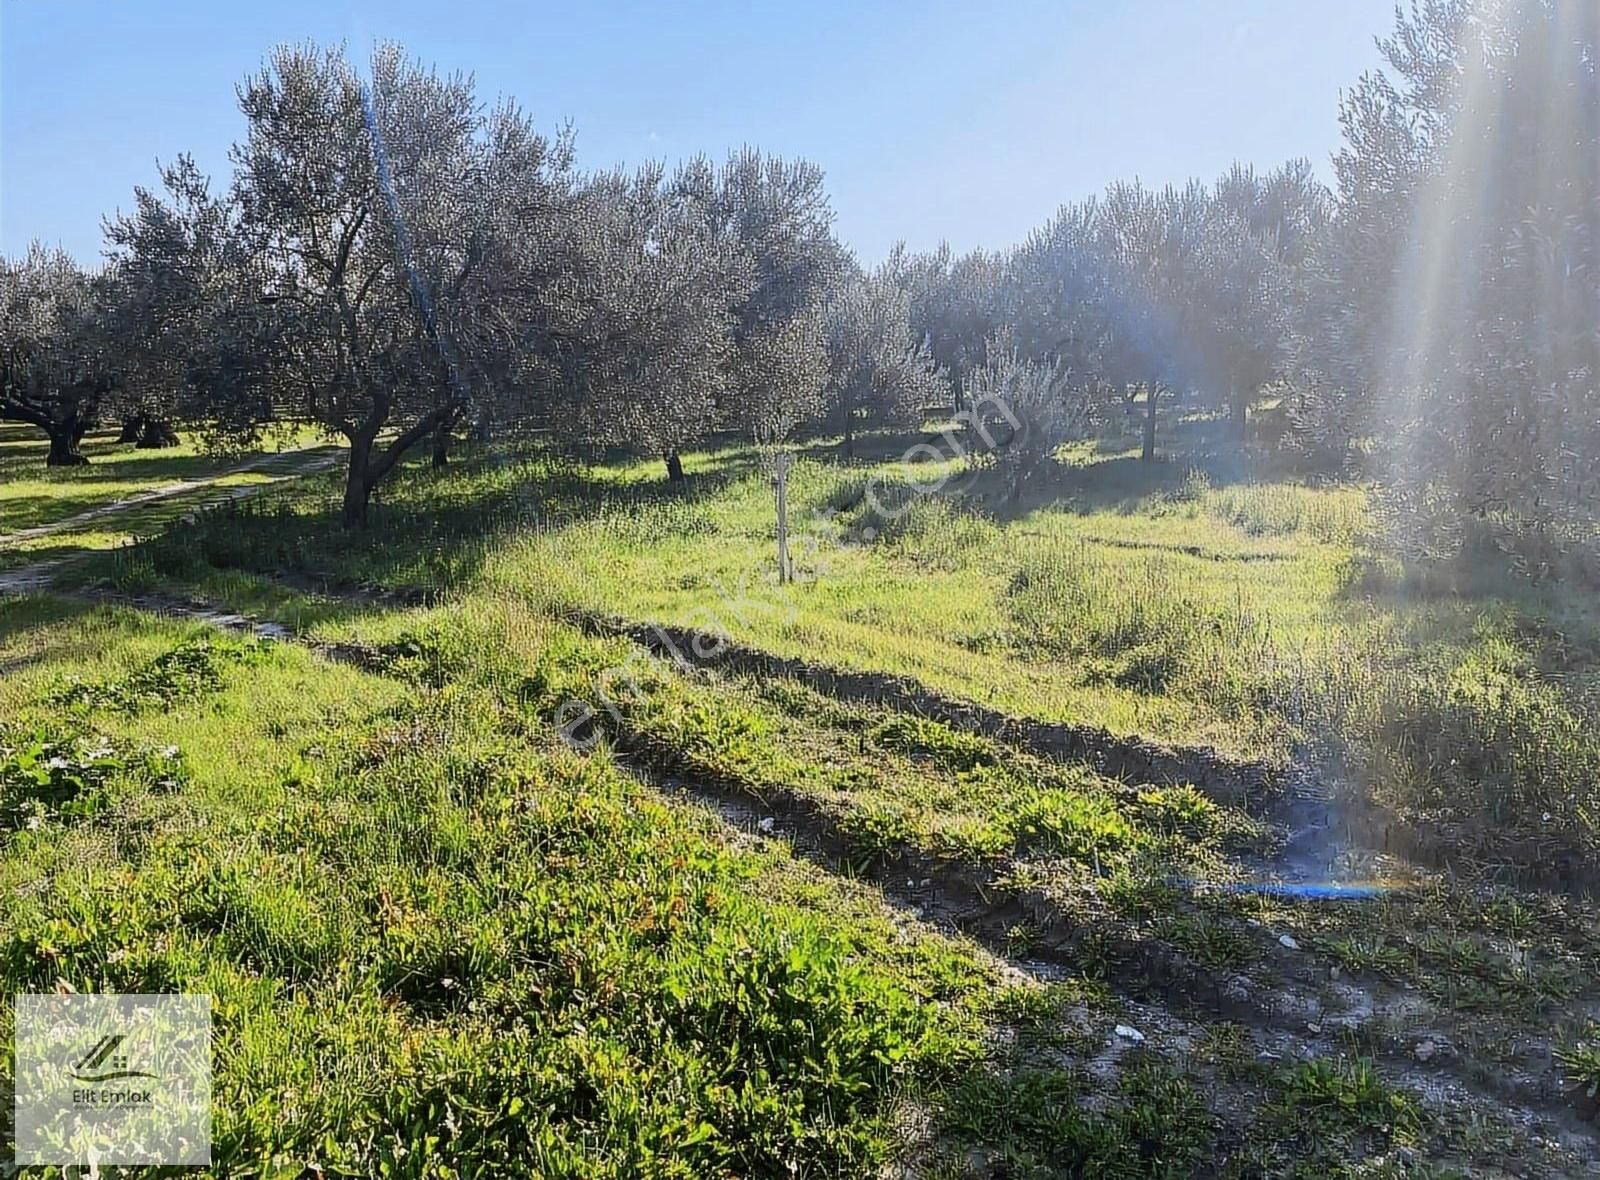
(15, 992, 213, 1165)
(71, 1033, 157, 1084)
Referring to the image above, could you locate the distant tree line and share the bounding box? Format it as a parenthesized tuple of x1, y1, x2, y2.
(893, 1, 1598, 569)
(2, 2, 1596, 567)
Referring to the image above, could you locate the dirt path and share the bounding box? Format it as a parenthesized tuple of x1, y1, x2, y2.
(0, 445, 341, 548)
(0, 444, 344, 595)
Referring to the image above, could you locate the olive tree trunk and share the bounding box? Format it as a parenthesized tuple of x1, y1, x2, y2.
(137, 418, 180, 448)
(46, 429, 90, 466)
(341, 433, 375, 528)
(431, 417, 452, 468)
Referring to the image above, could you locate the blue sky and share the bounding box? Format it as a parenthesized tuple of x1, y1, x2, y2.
(1, 1, 1396, 266)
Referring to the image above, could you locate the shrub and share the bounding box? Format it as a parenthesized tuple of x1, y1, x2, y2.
(1556, 1026, 1600, 1100)
(0, 728, 122, 831)
(52, 636, 264, 713)
(839, 803, 918, 860)
(1359, 634, 1600, 838)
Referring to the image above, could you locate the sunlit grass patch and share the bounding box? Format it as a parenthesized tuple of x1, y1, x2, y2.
(6, 431, 1593, 1170)
(76, 425, 1600, 868)
(0, 421, 325, 541)
(1204, 480, 1368, 543)
(0, 606, 1017, 1175)
(1002, 539, 1276, 701)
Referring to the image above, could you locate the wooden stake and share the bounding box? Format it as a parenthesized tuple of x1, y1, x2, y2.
(773, 451, 793, 584)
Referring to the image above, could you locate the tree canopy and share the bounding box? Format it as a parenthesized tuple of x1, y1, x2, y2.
(2, 5, 1595, 570)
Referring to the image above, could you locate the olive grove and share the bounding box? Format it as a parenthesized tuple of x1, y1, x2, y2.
(3, 3, 1595, 571)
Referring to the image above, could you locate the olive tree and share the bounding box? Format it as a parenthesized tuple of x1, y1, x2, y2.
(823, 263, 947, 456)
(0, 245, 121, 465)
(1199, 161, 1329, 431)
(565, 147, 841, 479)
(103, 155, 249, 450)
(965, 335, 1093, 503)
(1000, 199, 1115, 400)
(1288, 0, 1600, 566)
(1092, 180, 1209, 461)
(226, 43, 573, 525)
(708, 148, 840, 463)
(551, 161, 740, 472)
(889, 243, 1004, 410)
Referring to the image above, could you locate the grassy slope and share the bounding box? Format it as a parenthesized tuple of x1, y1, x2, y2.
(98, 419, 1600, 864)
(8, 596, 1597, 1176)
(0, 599, 1006, 1177)
(20, 418, 1600, 1172)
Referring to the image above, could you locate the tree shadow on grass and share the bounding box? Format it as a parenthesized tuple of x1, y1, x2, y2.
(0, 493, 116, 533)
(1333, 522, 1600, 609)
(965, 453, 1221, 524)
(0, 540, 99, 576)
(682, 427, 961, 476)
(0, 463, 252, 538)
(0, 594, 103, 680)
(965, 413, 1314, 524)
(2, 428, 218, 481)
(0, 589, 92, 632)
(85, 446, 755, 599)
(1, 427, 335, 545)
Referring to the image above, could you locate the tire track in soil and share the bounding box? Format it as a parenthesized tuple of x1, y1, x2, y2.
(0, 446, 342, 549)
(603, 729, 1596, 1151)
(566, 609, 1600, 896)
(39, 584, 1600, 1156)
(559, 608, 1280, 807)
(646, 765, 1600, 1171)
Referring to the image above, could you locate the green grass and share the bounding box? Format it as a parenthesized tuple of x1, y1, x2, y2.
(9, 597, 1580, 1175)
(272, 592, 1600, 1023)
(16, 420, 1600, 1174)
(1557, 1025, 1600, 1100)
(0, 601, 1006, 1176)
(1, 422, 223, 531)
(0, 420, 329, 570)
(103, 420, 1600, 866)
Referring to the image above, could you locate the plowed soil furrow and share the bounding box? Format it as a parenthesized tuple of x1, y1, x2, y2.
(562, 608, 1278, 805)
(603, 724, 1591, 1143)
(44, 585, 1600, 1154)
(573, 608, 1599, 895)
(619, 751, 1599, 1159)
